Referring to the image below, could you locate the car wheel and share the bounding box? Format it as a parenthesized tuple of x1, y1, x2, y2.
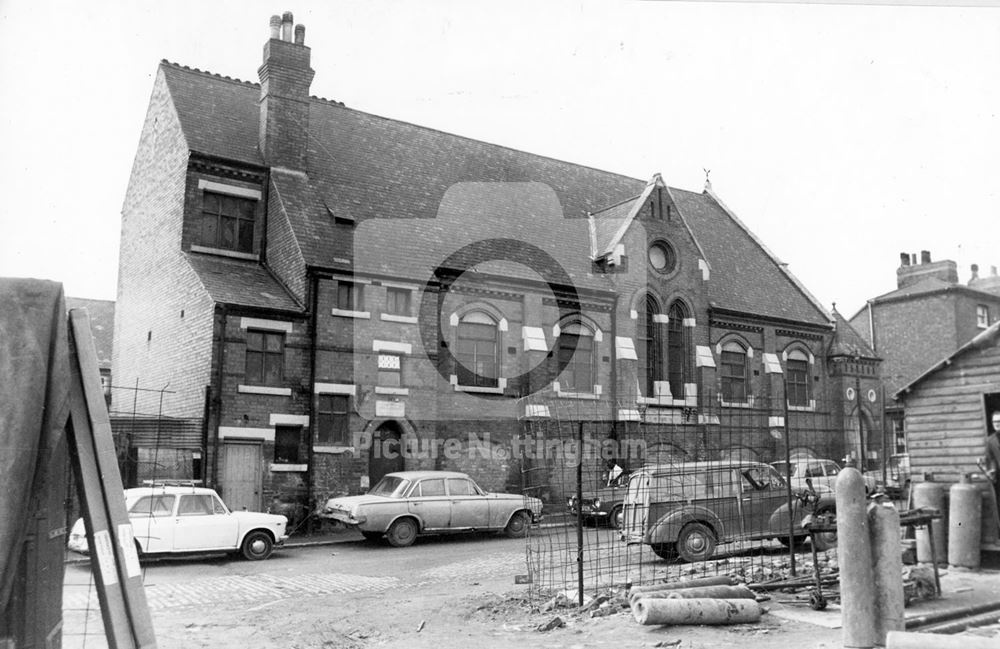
(609, 506, 624, 531)
(504, 511, 530, 538)
(241, 530, 274, 560)
(386, 518, 418, 547)
(651, 543, 678, 561)
(361, 531, 383, 543)
(811, 508, 837, 551)
(676, 522, 716, 562)
(779, 534, 808, 551)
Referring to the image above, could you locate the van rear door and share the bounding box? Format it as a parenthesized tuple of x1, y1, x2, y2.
(621, 470, 650, 543)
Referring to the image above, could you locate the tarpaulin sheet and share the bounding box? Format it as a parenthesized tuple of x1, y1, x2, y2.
(0, 278, 70, 608)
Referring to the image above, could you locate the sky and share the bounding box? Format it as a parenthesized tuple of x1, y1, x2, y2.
(1, 0, 998, 318)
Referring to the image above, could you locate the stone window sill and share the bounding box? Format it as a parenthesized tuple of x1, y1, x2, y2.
(238, 385, 292, 396)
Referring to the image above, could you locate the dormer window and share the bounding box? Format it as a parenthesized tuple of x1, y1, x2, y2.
(200, 192, 255, 253)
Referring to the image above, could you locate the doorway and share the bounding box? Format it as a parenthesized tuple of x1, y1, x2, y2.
(369, 421, 405, 488)
(221, 440, 262, 512)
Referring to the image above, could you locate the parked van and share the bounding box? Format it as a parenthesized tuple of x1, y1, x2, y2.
(621, 460, 836, 562)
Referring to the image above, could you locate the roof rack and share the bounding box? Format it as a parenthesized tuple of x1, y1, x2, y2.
(140, 479, 204, 487)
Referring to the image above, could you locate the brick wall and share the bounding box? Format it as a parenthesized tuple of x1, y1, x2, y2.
(114, 69, 215, 419)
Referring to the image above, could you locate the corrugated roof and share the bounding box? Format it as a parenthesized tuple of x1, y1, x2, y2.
(185, 253, 303, 312)
(161, 61, 830, 327)
(66, 297, 115, 369)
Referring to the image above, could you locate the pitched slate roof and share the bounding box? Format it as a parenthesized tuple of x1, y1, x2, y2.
(161, 61, 830, 327)
(671, 189, 831, 327)
(185, 253, 303, 312)
(66, 297, 114, 369)
(827, 308, 878, 359)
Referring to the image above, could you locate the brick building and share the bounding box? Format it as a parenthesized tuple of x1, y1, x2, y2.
(848, 252, 1000, 455)
(114, 12, 869, 517)
(66, 297, 114, 405)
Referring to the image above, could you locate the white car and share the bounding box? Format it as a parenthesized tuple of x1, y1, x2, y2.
(68, 484, 288, 560)
(771, 459, 877, 495)
(318, 471, 543, 547)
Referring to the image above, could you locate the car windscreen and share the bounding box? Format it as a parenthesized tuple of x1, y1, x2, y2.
(368, 476, 410, 497)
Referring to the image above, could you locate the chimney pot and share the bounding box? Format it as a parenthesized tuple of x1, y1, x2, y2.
(899, 252, 910, 267)
(281, 11, 294, 41)
(910, 253, 916, 265)
(920, 250, 931, 264)
(294, 24, 305, 45)
(992, 265, 998, 277)
(269, 15, 281, 40)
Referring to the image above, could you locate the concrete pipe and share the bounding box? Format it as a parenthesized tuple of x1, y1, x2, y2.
(836, 466, 876, 649)
(630, 585, 756, 603)
(631, 597, 761, 626)
(869, 500, 905, 643)
(886, 630, 999, 649)
(628, 575, 735, 597)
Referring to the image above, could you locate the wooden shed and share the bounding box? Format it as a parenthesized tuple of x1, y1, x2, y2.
(894, 320, 1000, 483)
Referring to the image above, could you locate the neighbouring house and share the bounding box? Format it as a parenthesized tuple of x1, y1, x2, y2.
(113, 12, 876, 518)
(66, 297, 114, 406)
(849, 252, 1000, 456)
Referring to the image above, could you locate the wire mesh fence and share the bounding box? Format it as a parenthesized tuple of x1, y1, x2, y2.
(518, 387, 848, 599)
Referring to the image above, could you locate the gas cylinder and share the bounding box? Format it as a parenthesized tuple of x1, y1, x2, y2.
(911, 478, 947, 564)
(947, 474, 982, 569)
(869, 500, 904, 642)
(836, 467, 876, 649)
(973, 475, 999, 545)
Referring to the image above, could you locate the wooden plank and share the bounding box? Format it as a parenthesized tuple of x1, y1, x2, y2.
(69, 309, 157, 649)
(66, 383, 136, 649)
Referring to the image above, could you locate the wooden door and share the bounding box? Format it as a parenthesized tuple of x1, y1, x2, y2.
(221, 441, 262, 512)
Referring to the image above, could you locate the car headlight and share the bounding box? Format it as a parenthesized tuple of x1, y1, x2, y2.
(592, 498, 601, 509)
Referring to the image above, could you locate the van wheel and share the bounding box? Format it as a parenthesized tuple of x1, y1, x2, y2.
(609, 506, 624, 530)
(779, 535, 808, 551)
(651, 543, 678, 561)
(677, 522, 716, 562)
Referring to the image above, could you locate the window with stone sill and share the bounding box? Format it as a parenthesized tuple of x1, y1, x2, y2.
(720, 341, 748, 403)
(455, 312, 499, 388)
(316, 394, 350, 446)
(556, 324, 596, 393)
(336, 281, 364, 311)
(274, 425, 302, 464)
(785, 350, 811, 407)
(245, 330, 284, 385)
(377, 354, 402, 388)
(977, 305, 990, 329)
(637, 295, 664, 397)
(385, 287, 411, 316)
(200, 191, 256, 254)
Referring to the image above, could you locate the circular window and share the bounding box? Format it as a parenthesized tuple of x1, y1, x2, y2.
(648, 242, 676, 273)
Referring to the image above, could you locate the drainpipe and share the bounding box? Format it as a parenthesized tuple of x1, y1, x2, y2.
(211, 304, 228, 489)
(306, 271, 319, 519)
(610, 291, 619, 436)
(867, 300, 876, 353)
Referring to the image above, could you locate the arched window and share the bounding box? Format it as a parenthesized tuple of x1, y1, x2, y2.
(557, 323, 595, 393)
(455, 311, 499, 387)
(720, 341, 748, 402)
(666, 301, 690, 399)
(785, 349, 810, 407)
(637, 295, 664, 397)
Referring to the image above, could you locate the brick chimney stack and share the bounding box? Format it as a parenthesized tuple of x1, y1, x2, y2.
(258, 11, 314, 171)
(895, 249, 959, 289)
